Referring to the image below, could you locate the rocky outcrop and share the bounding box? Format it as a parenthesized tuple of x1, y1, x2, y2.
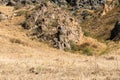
(101, 0, 119, 16)
(0, 0, 107, 10)
(23, 1, 83, 50)
(52, 0, 106, 10)
(0, 0, 38, 6)
(110, 21, 120, 41)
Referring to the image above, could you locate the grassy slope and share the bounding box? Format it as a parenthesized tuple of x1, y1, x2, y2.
(80, 7, 120, 53)
(81, 7, 120, 40)
(0, 6, 120, 80)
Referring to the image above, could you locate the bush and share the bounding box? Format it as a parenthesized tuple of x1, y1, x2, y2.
(21, 20, 30, 29)
(14, 4, 21, 10)
(82, 29, 90, 37)
(51, 20, 58, 27)
(83, 48, 93, 56)
(69, 40, 80, 51)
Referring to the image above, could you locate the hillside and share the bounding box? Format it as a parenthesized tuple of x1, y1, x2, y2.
(0, 0, 120, 80)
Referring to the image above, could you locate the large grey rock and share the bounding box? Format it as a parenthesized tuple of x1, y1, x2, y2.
(55, 25, 71, 50)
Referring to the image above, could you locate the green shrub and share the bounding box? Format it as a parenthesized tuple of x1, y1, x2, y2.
(83, 29, 90, 36)
(83, 48, 93, 56)
(21, 20, 30, 29)
(14, 4, 21, 10)
(51, 20, 58, 27)
(69, 40, 80, 51)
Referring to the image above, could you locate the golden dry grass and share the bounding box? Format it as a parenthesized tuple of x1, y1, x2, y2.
(81, 7, 120, 40)
(0, 6, 120, 80)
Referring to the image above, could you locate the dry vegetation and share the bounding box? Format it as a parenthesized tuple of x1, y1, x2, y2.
(81, 7, 120, 40)
(80, 6, 120, 54)
(0, 5, 120, 80)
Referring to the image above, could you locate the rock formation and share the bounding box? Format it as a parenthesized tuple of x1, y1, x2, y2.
(52, 0, 107, 10)
(101, 0, 119, 16)
(110, 21, 120, 41)
(23, 1, 83, 50)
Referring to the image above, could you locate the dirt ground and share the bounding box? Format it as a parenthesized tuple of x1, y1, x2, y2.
(0, 6, 120, 80)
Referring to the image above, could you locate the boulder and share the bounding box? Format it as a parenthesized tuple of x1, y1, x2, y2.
(110, 21, 120, 41)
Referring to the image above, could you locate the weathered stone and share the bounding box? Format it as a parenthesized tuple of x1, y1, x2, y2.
(56, 26, 71, 49)
(23, 1, 83, 50)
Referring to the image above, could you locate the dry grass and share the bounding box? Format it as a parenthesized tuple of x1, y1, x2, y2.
(0, 5, 120, 80)
(79, 37, 107, 55)
(81, 7, 120, 41)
